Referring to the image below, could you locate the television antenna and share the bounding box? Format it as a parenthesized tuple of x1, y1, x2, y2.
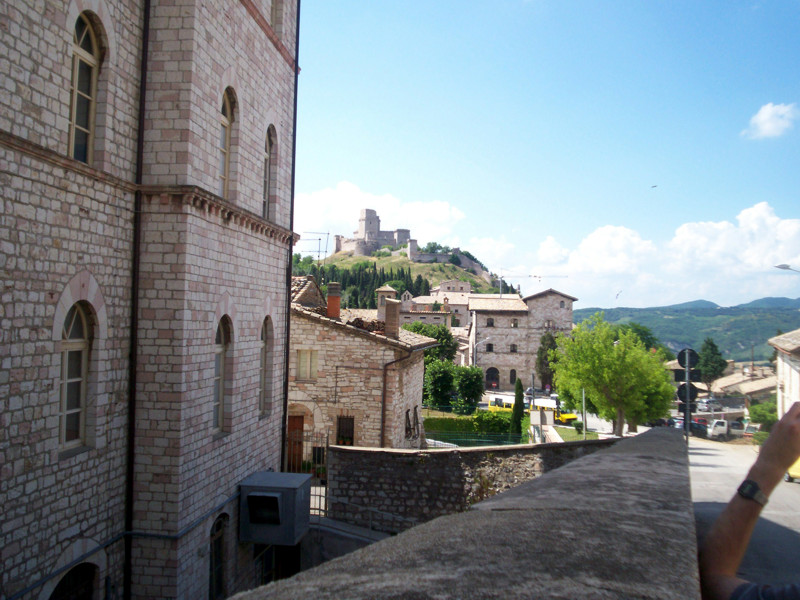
(298, 231, 330, 266)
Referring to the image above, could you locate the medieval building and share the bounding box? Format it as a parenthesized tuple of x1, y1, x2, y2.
(1, 0, 299, 598)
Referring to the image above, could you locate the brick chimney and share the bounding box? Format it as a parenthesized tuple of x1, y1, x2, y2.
(327, 282, 341, 319)
(385, 298, 400, 339)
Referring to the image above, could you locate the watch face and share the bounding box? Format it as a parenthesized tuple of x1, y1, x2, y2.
(740, 481, 757, 496)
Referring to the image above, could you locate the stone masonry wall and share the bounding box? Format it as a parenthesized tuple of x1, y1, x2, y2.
(289, 312, 425, 449)
(326, 438, 618, 533)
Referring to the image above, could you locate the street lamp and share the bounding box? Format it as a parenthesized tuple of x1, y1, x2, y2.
(473, 337, 491, 366)
(775, 264, 800, 273)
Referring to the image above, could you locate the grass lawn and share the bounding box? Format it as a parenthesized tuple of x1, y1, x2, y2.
(554, 427, 599, 442)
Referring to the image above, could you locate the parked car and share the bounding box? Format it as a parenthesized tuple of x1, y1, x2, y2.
(692, 417, 709, 427)
(785, 457, 800, 483)
(670, 417, 684, 430)
(690, 421, 708, 438)
(646, 418, 668, 427)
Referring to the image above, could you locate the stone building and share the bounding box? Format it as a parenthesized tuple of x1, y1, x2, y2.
(769, 328, 800, 419)
(333, 209, 411, 256)
(468, 290, 577, 392)
(288, 277, 436, 450)
(1, 0, 298, 598)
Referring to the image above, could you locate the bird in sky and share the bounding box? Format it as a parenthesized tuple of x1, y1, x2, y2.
(616, 290, 623, 299)
(651, 185, 658, 188)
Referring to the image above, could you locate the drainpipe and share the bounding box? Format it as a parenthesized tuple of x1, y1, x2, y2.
(124, 0, 150, 597)
(281, 0, 302, 470)
(381, 351, 411, 447)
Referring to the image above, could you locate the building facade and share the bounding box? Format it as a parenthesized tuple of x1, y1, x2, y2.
(1, 0, 298, 598)
(468, 290, 576, 392)
(288, 278, 435, 451)
(769, 328, 800, 419)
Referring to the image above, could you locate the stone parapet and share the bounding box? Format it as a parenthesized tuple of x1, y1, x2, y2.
(232, 429, 700, 599)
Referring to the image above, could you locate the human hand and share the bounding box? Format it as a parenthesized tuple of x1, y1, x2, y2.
(749, 401, 800, 494)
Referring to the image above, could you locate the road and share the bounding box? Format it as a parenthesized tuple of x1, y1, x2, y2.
(689, 436, 800, 586)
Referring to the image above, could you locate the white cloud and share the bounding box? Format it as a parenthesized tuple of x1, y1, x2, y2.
(741, 102, 799, 139)
(294, 181, 466, 255)
(296, 186, 800, 308)
(516, 204, 800, 308)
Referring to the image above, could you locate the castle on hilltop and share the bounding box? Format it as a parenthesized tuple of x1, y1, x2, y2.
(334, 208, 412, 256)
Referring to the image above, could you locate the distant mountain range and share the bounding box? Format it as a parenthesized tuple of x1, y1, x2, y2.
(573, 297, 800, 362)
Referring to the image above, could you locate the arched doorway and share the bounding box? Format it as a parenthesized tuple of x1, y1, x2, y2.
(50, 563, 97, 600)
(485, 367, 499, 390)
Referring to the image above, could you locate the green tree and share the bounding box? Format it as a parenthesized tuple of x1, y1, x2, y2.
(697, 337, 727, 396)
(401, 322, 457, 363)
(749, 400, 777, 432)
(452, 365, 484, 414)
(383, 279, 406, 295)
(424, 359, 455, 409)
(510, 379, 525, 435)
(611, 322, 675, 360)
(551, 313, 674, 437)
(535, 331, 557, 390)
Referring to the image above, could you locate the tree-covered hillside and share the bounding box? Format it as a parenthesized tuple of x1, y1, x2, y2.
(573, 301, 800, 363)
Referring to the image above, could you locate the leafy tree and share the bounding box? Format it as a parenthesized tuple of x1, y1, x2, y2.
(432, 301, 441, 312)
(697, 337, 727, 395)
(424, 359, 455, 409)
(611, 321, 675, 360)
(452, 365, 484, 415)
(383, 279, 406, 295)
(551, 313, 674, 437)
(535, 331, 557, 391)
(510, 378, 525, 435)
(749, 400, 777, 432)
(449, 253, 461, 266)
(401, 322, 457, 363)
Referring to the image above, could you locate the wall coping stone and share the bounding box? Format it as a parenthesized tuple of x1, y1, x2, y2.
(233, 428, 700, 599)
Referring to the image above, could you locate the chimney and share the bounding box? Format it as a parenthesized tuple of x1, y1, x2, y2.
(327, 282, 341, 319)
(385, 298, 400, 339)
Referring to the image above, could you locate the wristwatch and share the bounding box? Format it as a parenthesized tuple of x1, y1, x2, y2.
(737, 479, 769, 507)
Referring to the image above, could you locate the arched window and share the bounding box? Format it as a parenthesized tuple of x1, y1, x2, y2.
(560, 300, 565, 308)
(213, 319, 231, 430)
(510, 344, 518, 353)
(209, 515, 229, 599)
(260, 317, 273, 417)
(263, 127, 277, 220)
(511, 318, 519, 328)
(60, 304, 90, 448)
(218, 91, 235, 197)
(510, 369, 517, 384)
(486, 317, 494, 328)
(69, 14, 100, 164)
(50, 562, 97, 600)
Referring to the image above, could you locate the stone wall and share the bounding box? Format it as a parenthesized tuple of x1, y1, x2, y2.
(288, 310, 426, 449)
(325, 438, 618, 532)
(234, 428, 700, 600)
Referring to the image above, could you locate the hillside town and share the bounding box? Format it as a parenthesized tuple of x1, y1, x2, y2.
(2, 1, 800, 600)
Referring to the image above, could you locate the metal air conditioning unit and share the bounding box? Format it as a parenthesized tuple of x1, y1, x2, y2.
(239, 472, 312, 546)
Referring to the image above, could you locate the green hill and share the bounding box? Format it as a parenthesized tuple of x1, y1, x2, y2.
(574, 303, 800, 363)
(317, 252, 499, 294)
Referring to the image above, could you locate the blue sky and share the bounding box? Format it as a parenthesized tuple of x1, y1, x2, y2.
(293, 1, 800, 309)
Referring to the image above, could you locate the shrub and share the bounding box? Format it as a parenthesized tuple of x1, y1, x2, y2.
(573, 421, 584, 434)
(749, 401, 778, 432)
(752, 431, 769, 446)
(473, 411, 512, 434)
